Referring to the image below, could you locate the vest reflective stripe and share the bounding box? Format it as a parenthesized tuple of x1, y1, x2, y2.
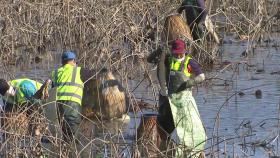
(7, 79, 42, 104)
(169, 55, 192, 77)
(56, 92, 82, 100)
(52, 64, 84, 105)
(55, 82, 84, 89)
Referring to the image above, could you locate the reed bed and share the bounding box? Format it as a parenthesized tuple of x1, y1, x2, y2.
(0, 0, 279, 157)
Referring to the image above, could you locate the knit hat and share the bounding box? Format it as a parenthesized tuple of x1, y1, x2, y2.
(171, 39, 186, 55)
(19, 80, 36, 99)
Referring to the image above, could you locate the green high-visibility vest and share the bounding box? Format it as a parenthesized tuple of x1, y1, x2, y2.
(52, 64, 84, 105)
(4, 78, 42, 105)
(169, 54, 192, 77)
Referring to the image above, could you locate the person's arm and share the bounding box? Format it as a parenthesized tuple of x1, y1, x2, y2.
(189, 59, 205, 83)
(182, 59, 205, 88)
(33, 79, 51, 100)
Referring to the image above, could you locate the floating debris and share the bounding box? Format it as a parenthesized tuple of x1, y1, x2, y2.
(255, 89, 262, 99)
(238, 91, 245, 96)
(270, 71, 280, 75)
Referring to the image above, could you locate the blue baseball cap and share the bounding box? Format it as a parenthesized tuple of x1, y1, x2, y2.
(61, 51, 76, 61)
(19, 80, 37, 99)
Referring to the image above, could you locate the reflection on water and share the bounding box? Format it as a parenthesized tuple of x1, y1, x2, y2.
(4, 35, 280, 157)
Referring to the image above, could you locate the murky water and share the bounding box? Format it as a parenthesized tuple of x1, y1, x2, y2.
(196, 34, 280, 157)
(2, 34, 280, 157)
(125, 34, 280, 157)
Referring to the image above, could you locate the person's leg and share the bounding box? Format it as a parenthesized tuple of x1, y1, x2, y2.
(197, 0, 207, 22)
(182, 0, 204, 41)
(184, 7, 196, 27)
(58, 101, 83, 157)
(57, 101, 81, 144)
(157, 95, 175, 134)
(157, 94, 176, 157)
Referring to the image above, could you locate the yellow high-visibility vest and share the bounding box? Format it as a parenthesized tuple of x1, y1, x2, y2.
(4, 78, 42, 104)
(52, 64, 84, 105)
(169, 54, 192, 77)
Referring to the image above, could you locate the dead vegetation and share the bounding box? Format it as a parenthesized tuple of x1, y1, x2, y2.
(0, 0, 279, 157)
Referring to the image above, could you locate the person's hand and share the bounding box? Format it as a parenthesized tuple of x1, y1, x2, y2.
(33, 79, 51, 100)
(184, 79, 196, 88)
(43, 79, 51, 99)
(159, 88, 168, 97)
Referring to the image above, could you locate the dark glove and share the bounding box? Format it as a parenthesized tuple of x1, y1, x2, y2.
(184, 79, 196, 88)
(176, 79, 196, 92)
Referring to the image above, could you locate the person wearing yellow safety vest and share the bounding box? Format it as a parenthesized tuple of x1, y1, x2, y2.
(0, 78, 43, 111)
(157, 39, 206, 157)
(50, 50, 96, 146)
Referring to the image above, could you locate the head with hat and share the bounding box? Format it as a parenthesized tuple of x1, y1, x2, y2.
(61, 50, 77, 66)
(171, 39, 188, 59)
(18, 80, 37, 100)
